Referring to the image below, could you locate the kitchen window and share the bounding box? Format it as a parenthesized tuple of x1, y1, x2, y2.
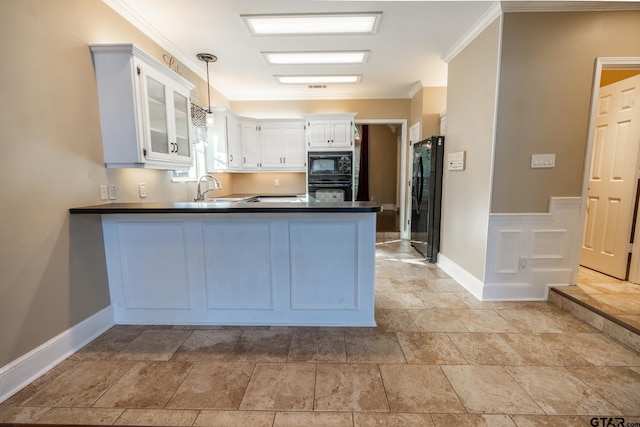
(172, 104, 208, 182)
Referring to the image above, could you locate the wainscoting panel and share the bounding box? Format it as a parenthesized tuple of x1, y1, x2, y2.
(484, 197, 582, 300)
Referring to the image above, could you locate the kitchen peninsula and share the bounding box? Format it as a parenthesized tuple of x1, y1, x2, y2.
(71, 199, 381, 327)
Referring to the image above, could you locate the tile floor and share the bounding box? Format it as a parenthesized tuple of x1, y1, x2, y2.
(1, 239, 640, 426)
(553, 267, 640, 333)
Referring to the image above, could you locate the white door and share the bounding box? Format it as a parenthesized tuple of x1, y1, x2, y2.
(581, 74, 640, 279)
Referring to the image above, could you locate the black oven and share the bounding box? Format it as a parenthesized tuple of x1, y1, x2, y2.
(308, 151, 353, 201)
(308, 151, 353, 180)
(308, 182, 353, 202)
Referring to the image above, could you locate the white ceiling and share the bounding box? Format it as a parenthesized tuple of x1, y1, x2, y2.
(104, 0, 640, 101)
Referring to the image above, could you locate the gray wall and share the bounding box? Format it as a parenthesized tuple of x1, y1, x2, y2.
(0, 0, 217, 367)
(440, 18, 502, 280)
(492, 11, 640, 213)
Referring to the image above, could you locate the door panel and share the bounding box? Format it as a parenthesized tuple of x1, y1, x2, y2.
(581, 74, 640, 279)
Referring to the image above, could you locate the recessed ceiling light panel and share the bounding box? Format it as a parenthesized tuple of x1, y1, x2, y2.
(275, 75, 362, 85)
(263, 51, 369, 65)
(242, 13, 382, 36)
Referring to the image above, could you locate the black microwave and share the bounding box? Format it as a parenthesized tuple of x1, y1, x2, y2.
(308, 151, 353, 182)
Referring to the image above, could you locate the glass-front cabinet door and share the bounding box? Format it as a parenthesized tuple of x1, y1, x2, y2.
(140, 61, 192, 165)
(173, 90, 191, 159)
(145, 74, 170, 156)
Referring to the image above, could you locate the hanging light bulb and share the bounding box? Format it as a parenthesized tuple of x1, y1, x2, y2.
(196, 52, 218, 127)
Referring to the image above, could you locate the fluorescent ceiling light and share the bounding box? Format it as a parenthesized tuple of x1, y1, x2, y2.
(263, 51, 369, 65)
(276, 75, 361, 85)
(242, 13, 382, 36)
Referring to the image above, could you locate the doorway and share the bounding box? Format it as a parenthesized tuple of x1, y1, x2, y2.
(579, 58, 640, 286)
(354, 119, 407, 234)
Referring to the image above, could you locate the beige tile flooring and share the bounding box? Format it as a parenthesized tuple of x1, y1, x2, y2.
(1, 239, 640, 426)
(553, 267, 640, 332)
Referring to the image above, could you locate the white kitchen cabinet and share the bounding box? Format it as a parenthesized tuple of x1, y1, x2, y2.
(260, 121, 306, 170)
(305, 113, 356, 150)
(206, 108, 241, 171)
(90, 44, 195, 170)
(240, 119, 261, 169)
(226, 114, 243, 169)
(206, 112, 305, 172)
(100, 211, 377, 326)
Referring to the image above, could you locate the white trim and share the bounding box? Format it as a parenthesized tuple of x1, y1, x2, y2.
(436, 252, 485, 300)
(501, 1, 640, 12)
(355, 119, 408, 239)
(0, 306, 115, 403)
(101, 0, 230, 99)
(441, 2, 502, 63)
(578, 57, 640, 284)
(408, 81, 423, 99)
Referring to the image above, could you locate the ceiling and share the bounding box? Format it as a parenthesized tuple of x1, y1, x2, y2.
(104, 0, 640, 101)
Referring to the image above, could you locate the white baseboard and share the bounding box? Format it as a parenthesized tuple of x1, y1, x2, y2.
(0, 306, 115, 403)
(436, 253, 485, 300)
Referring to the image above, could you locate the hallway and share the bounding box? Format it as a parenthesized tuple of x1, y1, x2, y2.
(1, 239, 639, 426)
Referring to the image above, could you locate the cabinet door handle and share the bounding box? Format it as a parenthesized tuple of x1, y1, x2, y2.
(243, 157, 246, 164)
(283, 157, 286, 164)
(175, 143, 179, 153)
(229, 154, 233, 161)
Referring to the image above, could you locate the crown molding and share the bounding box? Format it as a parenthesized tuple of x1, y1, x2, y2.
(102, 0, 231, 99)
(408, 81, 424, 99)
(501, 1, 640, 12)
(441, 1, 502, 63)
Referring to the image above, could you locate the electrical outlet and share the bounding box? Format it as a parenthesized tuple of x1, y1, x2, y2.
(99, 185, 108, 200)
(108, 185, 117, 200)
(139, 183, 146, 198)
(519, 257, 527, 269)
(275, 179, 280, 187)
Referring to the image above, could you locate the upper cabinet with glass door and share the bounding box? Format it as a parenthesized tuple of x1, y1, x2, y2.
(90, 44, 195, 169)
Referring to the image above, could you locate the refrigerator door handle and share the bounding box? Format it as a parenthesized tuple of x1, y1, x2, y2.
(416, 156, 424, 214)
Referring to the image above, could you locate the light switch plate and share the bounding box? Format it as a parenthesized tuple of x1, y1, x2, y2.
(531, 154, 555, 168)
(139, 183, 146, 198)
(99, 185, 108, 200)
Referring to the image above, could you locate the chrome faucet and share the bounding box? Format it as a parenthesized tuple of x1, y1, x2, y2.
(194, 174, 221, 201)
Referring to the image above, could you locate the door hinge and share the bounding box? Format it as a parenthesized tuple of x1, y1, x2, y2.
(143, 148, 147, 157)
(137, 66, 141, 76)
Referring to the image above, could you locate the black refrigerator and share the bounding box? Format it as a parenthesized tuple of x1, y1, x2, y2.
(410, 135, 445, 262)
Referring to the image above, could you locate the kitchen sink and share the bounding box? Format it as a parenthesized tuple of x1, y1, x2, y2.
(206, 197, 254, 202)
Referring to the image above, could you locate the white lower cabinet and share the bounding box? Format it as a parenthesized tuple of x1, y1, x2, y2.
(101, 213, 376, 326)
(104, 220, 192, 312)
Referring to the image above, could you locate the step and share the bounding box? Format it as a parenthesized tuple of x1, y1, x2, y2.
(549, 286, 640, 353)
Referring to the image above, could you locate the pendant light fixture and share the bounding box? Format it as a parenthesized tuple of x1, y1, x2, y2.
(196, 52, 218, 126)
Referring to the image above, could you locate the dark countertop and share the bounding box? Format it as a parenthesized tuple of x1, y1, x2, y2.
(70, 199, 382, 214)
